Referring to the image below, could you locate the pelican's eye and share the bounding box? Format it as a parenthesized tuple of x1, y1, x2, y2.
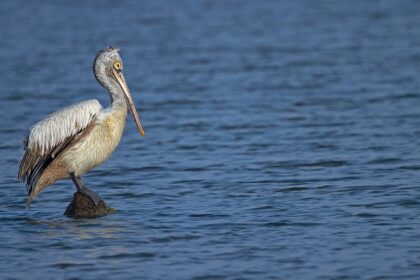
(113, 61, 122, 71)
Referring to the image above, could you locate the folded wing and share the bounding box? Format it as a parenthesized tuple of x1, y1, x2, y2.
(18, 99, 102, 199)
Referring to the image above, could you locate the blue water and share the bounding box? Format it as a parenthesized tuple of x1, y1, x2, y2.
(1, 0, 420, 279)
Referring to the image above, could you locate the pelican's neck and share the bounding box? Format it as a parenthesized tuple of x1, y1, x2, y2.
(108, 85, 127, 112)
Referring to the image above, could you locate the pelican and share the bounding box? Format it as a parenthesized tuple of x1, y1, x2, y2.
(18, 47, 145, 207)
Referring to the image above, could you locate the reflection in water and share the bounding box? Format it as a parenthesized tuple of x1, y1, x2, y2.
(24, 218, 129, 240)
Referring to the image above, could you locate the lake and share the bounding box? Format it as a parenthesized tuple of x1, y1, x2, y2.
(0, 0, 419, 279)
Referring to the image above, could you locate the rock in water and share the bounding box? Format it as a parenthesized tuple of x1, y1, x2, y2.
(64, 191, 116, 218)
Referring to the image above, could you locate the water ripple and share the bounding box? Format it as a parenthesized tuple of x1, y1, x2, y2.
(0, 0, 420, 279)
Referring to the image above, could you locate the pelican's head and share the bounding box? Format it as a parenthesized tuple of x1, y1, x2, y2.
(93, 47, 144, 137)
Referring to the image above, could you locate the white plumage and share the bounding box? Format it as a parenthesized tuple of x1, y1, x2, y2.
(28, 99, 102, 155)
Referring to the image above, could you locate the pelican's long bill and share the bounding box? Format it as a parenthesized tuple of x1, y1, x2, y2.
(112, 68, 145, 137)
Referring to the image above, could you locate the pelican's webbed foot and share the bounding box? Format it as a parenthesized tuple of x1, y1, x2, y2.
(69, 172, 102, 206)
(78, 187, 102, 206)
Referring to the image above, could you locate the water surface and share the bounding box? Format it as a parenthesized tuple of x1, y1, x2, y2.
(1, 0, 420, 279)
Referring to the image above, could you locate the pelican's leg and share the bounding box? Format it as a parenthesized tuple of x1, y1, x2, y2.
(69, 172, 101, 206)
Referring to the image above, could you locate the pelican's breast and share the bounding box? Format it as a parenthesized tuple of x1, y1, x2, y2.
(62, 108, 127, 176)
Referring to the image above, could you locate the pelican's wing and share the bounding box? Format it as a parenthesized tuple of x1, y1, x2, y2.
(18, 99, 102, 184)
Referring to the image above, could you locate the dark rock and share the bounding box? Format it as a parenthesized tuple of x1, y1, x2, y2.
(64, 191, 116, 218)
